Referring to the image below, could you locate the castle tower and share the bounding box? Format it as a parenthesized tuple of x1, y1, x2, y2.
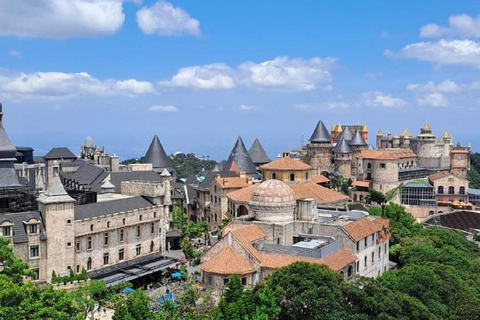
(376, 129, 383, 149)
(0, 102, 21, 188)
(417, 123, 436, 167)
(393, 134, 400, 148)
(141, 135, 175, 175)
(400, 129, 412, 149)
(361, 123, 369, 144)
(303, 121, 334, 176)
(331, 124, 336, 142)
(334, 123, 343, 139)
(37, 161, 76, 281)
(334, 138, 353, 178)
(349, 130, 368, 177)
(450, 142, 470, 177)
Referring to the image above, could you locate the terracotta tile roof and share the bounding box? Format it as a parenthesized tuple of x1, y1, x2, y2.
(360, 149, 416, 160)
(428, 170, 465, 181)
(231, 224, 266, 260)
(343, 217, 390, 242)
(317, 248, 358, 271)
(311, 175, 330, 184)
(288, 182, 349, 204)
(260, 157, 313, 171)
(200, 247, 255, 275)
(228, 161, 240, 174)
(226, 184, 259, 202)
(215, 177, 250, 189)
(351, 180, 371, 188)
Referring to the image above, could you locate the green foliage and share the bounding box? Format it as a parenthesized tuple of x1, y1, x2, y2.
(216, 275, 255, 320)
(126, 290, 152, 320)
(0, 237, 34, 283)
(170, 153, 216, 179)
(120, 157, 144, 165)
(368, 184, 402, 217)
(183, 221, 209, 239)
(171, 205, 188, 231)
(468, 152, 480, 189)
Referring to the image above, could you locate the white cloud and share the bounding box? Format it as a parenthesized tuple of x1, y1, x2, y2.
(137, 1, 200, 36)
(239, 56, 336, 91)
(149, 105, 178, 112)
(363, 91, 407, 108)
(380, 30, 389, 38)
(0, 70, 155, 101)
(8, 50, 20, 57)
(0, 0, 131, 39)
(407, 80, 459, 93)
(420, 14, 480, 38)
(239, 104, 257, 111)
(159, 63, 234, 89)
(386, 39, 480, 68)
(417, 93, 449, 107)
(293, 101, 349, 112)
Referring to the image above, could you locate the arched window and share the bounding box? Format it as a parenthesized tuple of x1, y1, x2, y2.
(348, 265, 353, 277)
(367, 163, 372, 169)
(305, 172, 309, 180)
(289, 173, 295, 181)
(438, 186, 444, 194)
(448, 186, 454, 194)
(150, 241, 154, 252)
(271, 172, 277, 180)
(87, 257, 92, 270)
(460, 186, 465, 195)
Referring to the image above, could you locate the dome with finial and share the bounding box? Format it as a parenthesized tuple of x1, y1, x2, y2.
(361, 123, 368, 133)
(377, 129, 383, 136)
(442, 131, 451, 139)
(84, 136, 94, 148)
(249, 179, 296, 222)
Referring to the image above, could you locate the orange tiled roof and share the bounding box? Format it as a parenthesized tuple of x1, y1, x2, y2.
(317, 248, 358, 271)
(260, 157, 313, 171)
(200, 247, 255, 275)
(428, 170, 466, 181)
(351, 180, 371, 188)
(311, 175, 330, 184)
(360, 149, 416, 160)
(288, 182, 349, 204)
(228, 161, 240, 174)
(226, 184, 259, 202)
(215, 177, 250, 189)
(343, 217, 390, 242)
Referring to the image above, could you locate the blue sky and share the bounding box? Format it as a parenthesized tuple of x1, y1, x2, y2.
(2, 0, 480, 161)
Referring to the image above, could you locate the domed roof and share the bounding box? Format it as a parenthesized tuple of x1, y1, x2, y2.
(84, 136, 94, 148)
(250, 179, 295, 205)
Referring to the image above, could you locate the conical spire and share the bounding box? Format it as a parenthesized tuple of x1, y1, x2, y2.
(0, 103, 21, 187)
(248, 138, 270, 165)
(336, 127, 354, 142)
(309, 121, 331, 143)
(334, 138, 352, 154)
(141, 135, 174, 171)
(38, 161, 75, 203)
(224, 136, 257, 175)
(349, 130, 367, 146)
(0, 102, 17, 159)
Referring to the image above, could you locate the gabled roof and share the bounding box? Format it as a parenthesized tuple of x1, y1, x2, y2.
(335, 127, 354, 142)
(226, 184, 258, 203)
(349, 130, 367, 147)
(428, 170, 466, 182)
(260, 156, 312, 171)
(400, 129, 412, 138)
(309, 121, 332, 143)
(311, 175, 330, 184)
(74, 196, 154, 220)
(224, 136, 257, 175)
(197, 170, 238, 191)
(360, 149, 416, 160)
(44, 147, 76, 160)
(288, 182, 349, 204)
(214, 176, 250, 189)
(201, 247, 255, 275)
(141, 135, 173, 170)
(64, 162, 109, 191)
(343, 217, 390, 242)
(248, 138, 270, 164)
(0, 211, 47, 244)
(334, 138, 352, 154)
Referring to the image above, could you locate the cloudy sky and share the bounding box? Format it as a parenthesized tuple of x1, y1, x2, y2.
(2, 0, 480, 160)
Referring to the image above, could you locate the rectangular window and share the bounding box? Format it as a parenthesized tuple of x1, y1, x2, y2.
(139, 215, 142, 221)
(371, 252, 374, 263)
(119, 248, 125, 261)
(31, 268, 39, 280)
(30, 245, 39, 258)
(90, 224, 94, 231)
(66, 219, 72, 225)
(356, 261, 359, 271)
(371, 234, 374, 242)
(107, 221, 110, 228)
(378, 246, 381, 259)
(119, 228, 124, 242)
(151, 222, 155, 234)
(2, 226, 10, 237)
(29, 224, 38, 234)
(207, 276, 213, 286)
(223, 278, 229, 285)
(356, 241, 359, 251)
(364, 237, 367, 247)
(136, 244, 141, 256)
(76, 265, 80, 273)
(104, 232, 109, 246)
(241, 277, 247, 286)
(123, 218, 126, 225)
(76, 241, 81, 252)
(154, 212, 157, 218)
(364, 256, 367, 268)
(87, 236, 92, 250)
(137, 225, 141, 238)
(380, 163, 386, 169)
(103, 253, 109, 265)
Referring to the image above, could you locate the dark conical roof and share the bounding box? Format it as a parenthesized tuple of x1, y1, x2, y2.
(224, 136, 257, 175)
(349, 130, 367, 146)
(334, 138, 352, 154)
(141, 135, 173, 171)
(248, 138, 270, 164)
(335, 127, 354, 142)
(0, 103, 17, 159)
(0, 103, 21, 187)
(309, 121, 331, 143)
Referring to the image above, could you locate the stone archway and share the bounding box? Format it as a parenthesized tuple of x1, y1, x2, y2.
(237, 205, 248, 217)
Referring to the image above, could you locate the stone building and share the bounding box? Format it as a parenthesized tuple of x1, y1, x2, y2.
(200, 179, 390, 291)
(260, 155, 313, 182)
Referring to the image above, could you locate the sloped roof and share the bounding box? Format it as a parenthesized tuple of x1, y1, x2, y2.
(311, 175, 330, 184)
(141, 135, 173, 170)
(224, 136, 257, 175)
(334, 138, 352, 154)
(260, 156, 312, 171)
(400, 129, 412, 138)
(0, 211, 47, 244)
(226, 184, 258, 203)
(335, 127, 354, 142)
(105, 171, 162, 193)
(201, 247, 255, 275)
(0, 127, 16, 159)
(349, 130, 367, 146)
(198, 170, 238, 191)
(309, 121, 332, 143)
(248, 138, 270, 164)
(44, 147, 76, 160)
(360, 149, 416, 160)
(351, 181, 371, 188)
(74, 196, 154, 220)
(214, 177, 250, 189)
(288, 182, 349, 204)
(64, 162, 109, 191)
(343, 217, 390, 242)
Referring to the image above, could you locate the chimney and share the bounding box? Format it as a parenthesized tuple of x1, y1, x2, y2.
(239, 171, 246, 179)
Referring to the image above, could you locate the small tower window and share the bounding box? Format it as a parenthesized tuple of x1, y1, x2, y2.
(289, 173, 295, 181)
(271, 172, 277, 180)
(87, 257, 92, 270)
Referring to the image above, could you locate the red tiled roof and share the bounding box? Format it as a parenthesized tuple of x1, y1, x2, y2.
(311, 175, 330, 184)
(215, 177, 250, 189)
(351, 181, 371, 188)
(200, 247, 255, 275)
(260, 157, 313, 171)
(343, 217, 390, 242)
(288, 182, 349, 204)
(360, 149, 416, 160)
(226, 184, 259, 202)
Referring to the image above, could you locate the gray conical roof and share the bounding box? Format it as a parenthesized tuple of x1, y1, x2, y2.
(309, 121, 331, 143)
(141, 135, 173, 170)
(0, 103, 17, 159)
(349, 130, 367, 146)
(224, 136, 257, 174)
(248, 138, 270, 164)
(334, 138, 352, 154)
(0, 103, 21, 187)
(336, 127, 354, 142)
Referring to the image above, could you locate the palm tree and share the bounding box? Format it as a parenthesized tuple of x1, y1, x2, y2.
(368, 183, 403, 218)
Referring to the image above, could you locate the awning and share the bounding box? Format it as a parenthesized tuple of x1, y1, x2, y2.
(166, 230, 183, 238)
